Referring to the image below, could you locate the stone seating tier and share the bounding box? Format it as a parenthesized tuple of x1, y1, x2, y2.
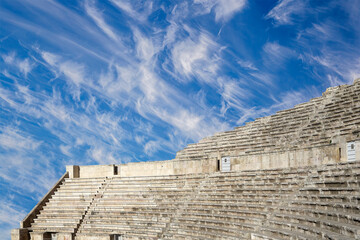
(176, 81, 360, 160)
(23, 160, 360, 239)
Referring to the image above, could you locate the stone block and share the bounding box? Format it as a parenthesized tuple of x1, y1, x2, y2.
(11, 228, 29, 240)
(356, 140, 360, 161)
(57, 233, 73, 240)
(75, 235, 111, 240)
(78, 165, 114, 178)
(66, 165, 79, 178)
(29, 232, 43, 240)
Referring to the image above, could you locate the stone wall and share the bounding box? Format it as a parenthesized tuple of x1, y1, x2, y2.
(68, 139, 360, 179)
(118, 160, 174, 177)
(67, 165, 115, 178)
(230, 144, 340, 171)
(67, 140, 360, 178)
(79, 164, 114, 178)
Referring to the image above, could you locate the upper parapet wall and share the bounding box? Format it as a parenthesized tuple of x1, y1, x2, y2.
(175, 79, 360, 161)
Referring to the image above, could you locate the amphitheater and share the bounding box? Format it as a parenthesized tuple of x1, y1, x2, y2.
(12, 79, 360, 240)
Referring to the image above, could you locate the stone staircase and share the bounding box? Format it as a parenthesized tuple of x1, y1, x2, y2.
(29, 177, 106, 235)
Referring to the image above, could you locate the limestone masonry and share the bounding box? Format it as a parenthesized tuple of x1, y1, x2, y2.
(12, 79, 360, 240)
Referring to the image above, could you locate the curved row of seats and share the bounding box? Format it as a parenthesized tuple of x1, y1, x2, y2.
(70, 161, 360, 240)
(176, 82, 360, 160)
(76, 174, 206, 239)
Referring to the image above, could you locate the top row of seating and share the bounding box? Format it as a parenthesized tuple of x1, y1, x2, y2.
(176, 81, 360, 160)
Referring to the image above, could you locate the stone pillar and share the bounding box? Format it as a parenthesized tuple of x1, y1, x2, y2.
(66, 165, 79, 178)
(355, 140, 360, 161)
(57, 233, 73, 240)
(11, 228, 29, 240)
(29, 232, 43, 240)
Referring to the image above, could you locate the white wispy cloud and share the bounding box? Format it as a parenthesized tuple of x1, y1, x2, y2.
(213, 0, 247, 22)
(171, 29, 220, 83)
(0, 80, 127, 166)
(0, 127, 42, 151)
(237, 59, 258, 71)
(2, 0, 234, 145)
(249, 72, 275, 87)
(59, 144, 72, 157)
(0, 0, 128, 64)
(132, 28, 156, 61)
(39, 46, 218, 146)
(2, 52, 15, 64)
(1, 52, 34, 77)
(59, 62, 86, 87)
(194, 0, 247, 22)
(110, 0, 153, 22)
(163, 21, 179, 46)
(0, 126, 60, 216)
(172, 36, 208, 76)
(0, 201, 26, 233)
(42, 51, 86, 87)
(134, 135, 145, 144)
(263, 41, 295, 63)
(297, 19, 360, 85)
(266, 0, 306, 25)
(40, 51, 86, 100)
(85, 0, 119, 41)
(144, 140, 159, 156)
(218, 77, 249, 113)
(90, 146, 117, 164)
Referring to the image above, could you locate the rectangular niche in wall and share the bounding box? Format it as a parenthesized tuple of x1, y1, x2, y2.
(112, 234, 123, 240)
(43, 233, 57, 240)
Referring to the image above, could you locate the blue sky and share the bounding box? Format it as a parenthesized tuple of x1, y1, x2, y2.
(0, 0, 360, 238)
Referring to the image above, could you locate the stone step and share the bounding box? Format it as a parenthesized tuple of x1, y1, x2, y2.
(77, 228, 160, 238)
(170, 221, 254, 238)
(40, 205, 86, 211)
(29, 226, 75, 233)
(36, 214, 82, 219)
(259, 224, 318, 240)
(265, 218, 355, 240)
(84, 214, 171, 222)
(273, 209, 360, 234)
(31, 222, 77, 228)
(163, 227, 244, 240)
(289, 200, 360, 214)
(79, 223, 163, 233)
(299, 187, 359, 194)
(34, 218, 79, 224)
